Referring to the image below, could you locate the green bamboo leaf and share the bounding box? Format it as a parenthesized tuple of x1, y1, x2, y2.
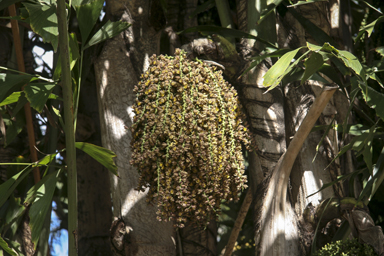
(287, 0, 327, 7)
(189, 0, 215, 18)
(5, 196, 25, 230)
(0, 92, 22, 107)
(72, 0, 104, 43)
(363, 135, 373, 174)
(39, 153, 58, 166)
(258, 3, 278, 25)
(359, 0, 382, 14)
(23, 2, 59, 51)
(75, 142, 118, 176)
(262, 47, 303, 88)
(313, 116, 335, 163)
(11, 93, 28, 117)
(3, 111, 26, 147)
(369, 72, 384, 89)
(0, 73, 33, 103)
(307, 171, 360, 198)
(375, 46, 384, 58)
(358, 146, 384, 203)
(242, 48, 291, 76)
(358, 84, 384, 121)
(0, 236, 17, 256)
(84, 20, 131, 50)
(178, 25, 278, 49)
(27, 170, 59, 248)
(301, 52, 324, 84)
(355, 16, 384, 41)
(326, 132, 370, 169)
(0, 165, 33, 208)
(337, 50, 366, 81)
(24, 83, 56, 113)
(53, 33, 79, 80)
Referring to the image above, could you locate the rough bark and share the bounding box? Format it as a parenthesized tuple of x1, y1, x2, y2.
(237, 2, 354, 255)
(95, 1, 175, 255)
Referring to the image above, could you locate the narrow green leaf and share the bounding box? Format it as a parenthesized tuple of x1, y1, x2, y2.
(307, 170, 361, 198)
(75, 142, 118, 176)
(0, 92, 22, 107)
(369, 72, 384, 89)
(360, 0, 382, 14)
(72, 0, 104, 43)
(375, 46, 384, 58)
(178, 25, 278, 49)
(313, 116, 335, 163)
(52, 33, 80, 80)
(189, 0, 215, 18)
(11, 93, 28, 117)
(287, 0, 327, 7)
(0, 73, 33, 103)
(3, 111, 26, 147)
(5, 195, 25, 228)
(28, 170, 59, 248)
(0, 236, 17, 256)
(301, 52, 324, 84)
(262, 47, 302, 88)
(363, 139, 373, 174)
(36, 202, 51, 256)
(84, 21, 131, 50)
(326, 132, 370, 169)
(358, 146, 384, 203)
(0, 165, 33, 208)
(24, 83, 56, 113)
(23, 2, 59, 51)
(39, 153, 58, 166)
(257, 4, 277, 25)
(355, 16, 384, 41)
(69, 33, 80, 69)
(242, 48, 291, 76)
(358, 84, 384, 121)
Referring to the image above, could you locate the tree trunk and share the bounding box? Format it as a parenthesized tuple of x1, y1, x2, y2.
(237, 1, 353, 255)
(94, 0, 176, 255)
(77, 68, 113, 255)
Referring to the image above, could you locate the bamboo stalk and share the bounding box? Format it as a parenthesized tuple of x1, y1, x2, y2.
(215, 0, 235, 45)
(8, 4, 41, 184)
(57, 0, 78, 254)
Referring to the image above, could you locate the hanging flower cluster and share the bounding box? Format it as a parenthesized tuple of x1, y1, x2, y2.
(130, 49, 253, 228)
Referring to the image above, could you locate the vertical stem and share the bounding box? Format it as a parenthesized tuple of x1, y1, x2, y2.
(247, 0, 277, 50)
(8, 4, 41, 184)
(215, 0, 235, 45)
(57, 0, 78, 255)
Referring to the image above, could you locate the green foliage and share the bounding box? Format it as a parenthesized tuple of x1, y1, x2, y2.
(75, 142, 118, 176)
(313, 238, 378, 256)
(23, 2, 59, 51)
(0, 0, 130, 253)
(130, 49, 253, 228)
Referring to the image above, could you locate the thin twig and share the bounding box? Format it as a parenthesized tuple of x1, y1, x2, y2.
(8, 4, 41, 184)
(223, 188, 253, 256)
